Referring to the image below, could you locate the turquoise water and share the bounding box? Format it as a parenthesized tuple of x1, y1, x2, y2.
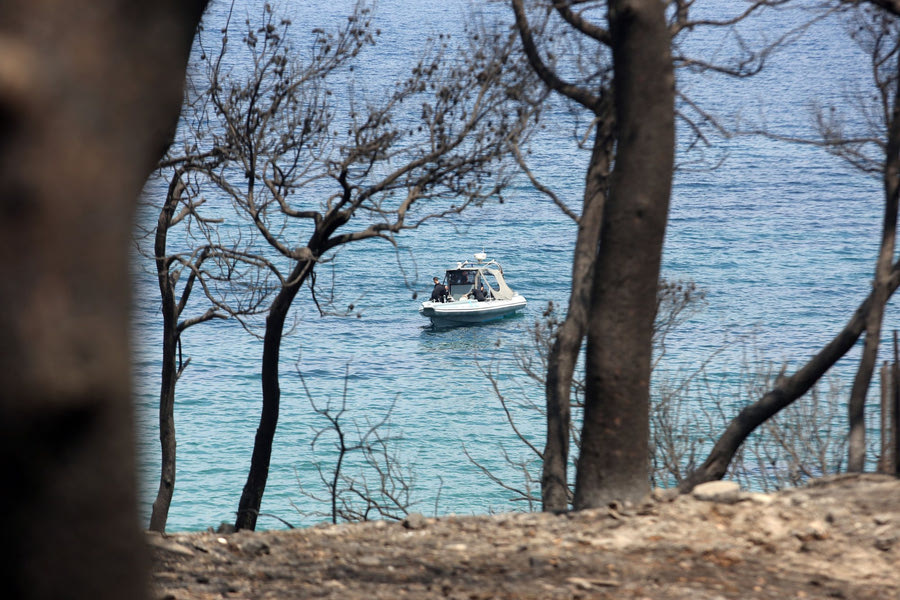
(133, 1, 890, 531)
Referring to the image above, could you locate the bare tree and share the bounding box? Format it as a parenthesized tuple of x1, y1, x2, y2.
(0, 0, 208, 598)
(472, 280, 705, 508)
(517, 0, 674, 510)
(169, 6, 541, 530)
(292, 365, 413, 524)
(682, 1, 900, 487)
(753, 374, 848, 489)
(510, 0, 615, 513)
(511, 0, 795, 512)
(679, 263, 900, 490)
(141, 48, 296, 529)
(839, 4, 900, 471)
(142, 166, 238, 533)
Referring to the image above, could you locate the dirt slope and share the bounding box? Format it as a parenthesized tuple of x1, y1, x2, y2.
(149, 474, 900, 599)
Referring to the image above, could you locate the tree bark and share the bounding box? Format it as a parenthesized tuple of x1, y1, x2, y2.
(541, 105, 613, 512)
(149, 173, 184, 533)
(235, 259, 312, 531)
(679, 264, 900, 491)
(574, 0, 674, 509)
(847, 46, 900, 472)
(894, 331, 900, 474)
(234, 193, 351, 530)
(0, 1, 206, 598)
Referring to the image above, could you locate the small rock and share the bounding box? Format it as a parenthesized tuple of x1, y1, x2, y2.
(874, 531, 898, 552)
(215, 522, 236, 534)
(403, 512, 428, 530)
(145, 535, 195, 557)
(793, 520, 829, 542)
(651, 487, 679, 503)
(692, 481, 741, 504)
(873, 514, 893, 526)
(566, 577, 595, 590)
(238, 539, 270, 557)
(357, 556, 382, 567)
(743, 492, 774, 505)
(566, 576, 620, 589)
(756, 514, 791, 540)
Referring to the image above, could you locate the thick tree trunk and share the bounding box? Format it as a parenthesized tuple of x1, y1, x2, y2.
(847, 50, 900, 472)
(149, 175, 184, 533)
(235, 259, 312, 531)
(573, 0, 674, 510)
(679, 264, 900, 491)
(541, 106, 613, 513)
(0, 1, 206, 598)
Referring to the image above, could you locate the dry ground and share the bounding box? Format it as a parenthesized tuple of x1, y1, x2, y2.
(149, 474, 900, 599)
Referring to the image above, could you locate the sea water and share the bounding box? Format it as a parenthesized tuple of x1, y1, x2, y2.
(133, 0, 890, 531)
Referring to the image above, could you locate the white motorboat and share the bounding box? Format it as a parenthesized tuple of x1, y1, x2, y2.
(419, 252, 527, 325)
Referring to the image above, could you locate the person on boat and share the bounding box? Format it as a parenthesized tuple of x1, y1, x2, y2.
(430, 277, 449, 302)
(473, 283, 487, 302)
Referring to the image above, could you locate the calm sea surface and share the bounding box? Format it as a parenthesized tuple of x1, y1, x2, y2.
(133, 0, 890, 531)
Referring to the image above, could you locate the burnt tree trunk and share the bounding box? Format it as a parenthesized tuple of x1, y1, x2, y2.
(847, 46, 900, 472)
(894, 331, 900, 474)
(149, 173, 184, 532)
(235, 259, 311, 530)
(879, 361, 892, 473)
(574, 0, 674, 509)
(235, 202, 354, 531)
(541, 104, 613, 512)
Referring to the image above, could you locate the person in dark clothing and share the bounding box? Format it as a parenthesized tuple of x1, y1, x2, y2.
(473, 283, 487, 301)
(430, 277, 449, 302)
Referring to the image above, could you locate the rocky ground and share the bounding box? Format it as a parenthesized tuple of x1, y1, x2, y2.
(148, 474, 899, 599)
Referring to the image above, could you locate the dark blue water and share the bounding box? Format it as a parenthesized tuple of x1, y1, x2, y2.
(133, 0, 890, 530)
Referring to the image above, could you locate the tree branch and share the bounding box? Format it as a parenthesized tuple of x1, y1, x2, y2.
(511, 0, 602, 111)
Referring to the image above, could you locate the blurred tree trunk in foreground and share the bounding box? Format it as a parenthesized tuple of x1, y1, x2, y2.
(0, 1, 206, 598)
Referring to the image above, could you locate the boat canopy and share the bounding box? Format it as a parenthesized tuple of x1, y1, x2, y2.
(485, 267, 514, 301)
(442, 258, 515, 301)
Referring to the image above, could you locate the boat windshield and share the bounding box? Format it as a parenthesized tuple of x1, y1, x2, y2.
(446, 269, 476, 285)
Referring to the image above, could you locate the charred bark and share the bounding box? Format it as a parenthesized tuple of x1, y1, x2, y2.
(149, 173, 185, 532)
(235, 258, 312, 531)
(510, 0, 616, 513)
(574, 0, 674, 509)
(234, 215, 347, 531)
(541, 105, 613, 512)
(847, 44, 900, 472)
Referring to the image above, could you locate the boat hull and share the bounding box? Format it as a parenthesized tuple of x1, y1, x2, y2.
(419, 296, 527, 325)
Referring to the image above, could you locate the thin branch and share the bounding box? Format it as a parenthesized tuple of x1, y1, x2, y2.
(511, 141, 579, 221)
(511, 0, 602, 111)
